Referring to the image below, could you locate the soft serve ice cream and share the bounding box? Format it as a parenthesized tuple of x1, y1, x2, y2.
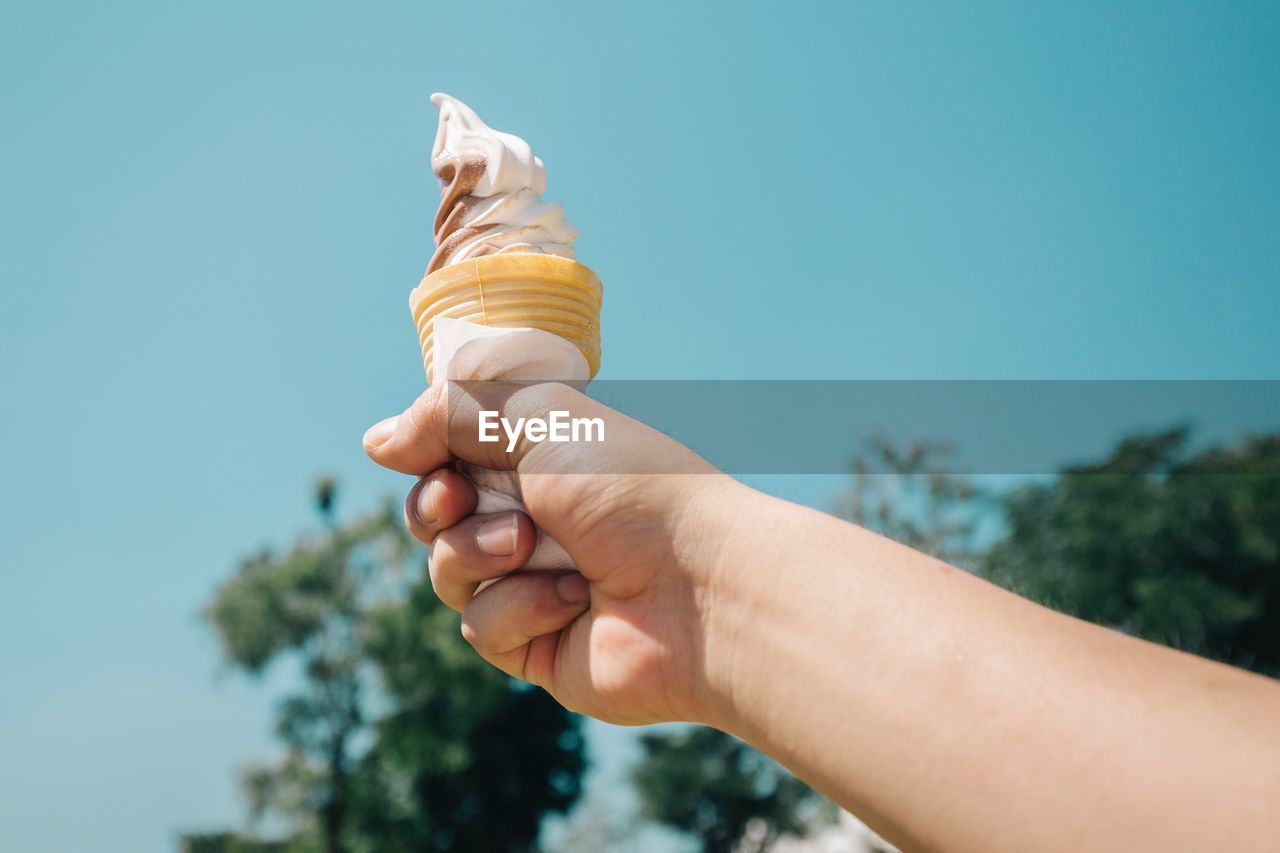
(410, 93, 603, 570)
(428, 93, 579, 273)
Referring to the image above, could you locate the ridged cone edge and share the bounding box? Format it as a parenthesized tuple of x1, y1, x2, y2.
(409, 254, 602, 383)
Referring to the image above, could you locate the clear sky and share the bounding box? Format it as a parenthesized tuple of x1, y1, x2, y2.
(2, 2, 1278, 851)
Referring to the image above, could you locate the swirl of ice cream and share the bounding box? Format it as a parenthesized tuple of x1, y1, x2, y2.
(427, 93, 579, 274)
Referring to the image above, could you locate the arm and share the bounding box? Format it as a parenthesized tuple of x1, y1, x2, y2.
(709, 492, 1280, 851)
(364, 381, 1280, 852)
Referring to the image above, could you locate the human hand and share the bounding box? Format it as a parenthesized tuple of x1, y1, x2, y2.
(362, 381, 753, 726)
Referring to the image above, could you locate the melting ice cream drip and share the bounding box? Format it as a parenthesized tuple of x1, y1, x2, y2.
(427, 93, 578, 273)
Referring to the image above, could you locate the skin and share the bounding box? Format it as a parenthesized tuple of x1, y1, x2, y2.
(364, 380, 1280, 853)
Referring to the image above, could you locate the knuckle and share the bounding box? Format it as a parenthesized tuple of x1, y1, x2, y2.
(459, 615, 495, 655)
(426, 539, 454, 585)
(429, 384, 453, 447)
(502, 382, 590, 463)
(426, 548, 443, 591)
(408, 383, 448, 441)
(514, 380, 579, 420)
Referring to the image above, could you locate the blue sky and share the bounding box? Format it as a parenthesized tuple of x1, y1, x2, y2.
(2, 2, 1278, 851)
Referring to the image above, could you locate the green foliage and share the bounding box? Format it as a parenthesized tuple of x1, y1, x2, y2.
(346, 576, 584, 852)
(984, 428, 1280, 674)
(634, 727, 816, 853)
(179, 833, 290, 853)
(204, 479, 585, 851)
(835, 435, 981, 564)
(205, 481, 399, 851)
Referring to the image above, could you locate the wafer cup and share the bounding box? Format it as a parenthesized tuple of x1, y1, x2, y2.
(409, 253, 603, 383)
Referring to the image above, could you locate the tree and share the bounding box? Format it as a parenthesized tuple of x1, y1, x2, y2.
(179, 834, 289, 853)
(633, 727, 818, 853)
(347, 571, 585, 852)
(984, 427, 1280, 675)
(203, 480, 585, 851)
(543, 794, 633, 852)
(835, 435, 980, 566)
(206, 477, 381, 852)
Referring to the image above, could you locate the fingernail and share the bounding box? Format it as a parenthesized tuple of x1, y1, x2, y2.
(476, 513, 518, 557)
(363, 416, 398, 451)
(557, 573, 590, 605)
(416, 476, 440, 524)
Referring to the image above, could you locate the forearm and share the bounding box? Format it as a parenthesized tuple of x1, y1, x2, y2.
(702, 485, 1280, 852)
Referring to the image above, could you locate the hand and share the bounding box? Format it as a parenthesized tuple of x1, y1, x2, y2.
(363, 380, 749, 726)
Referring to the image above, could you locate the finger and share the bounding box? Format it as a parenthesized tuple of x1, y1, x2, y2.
(364, 379, 612, 476)
(362, 383, 452, 475)
(460, 571, 591, 683)
(402, 467, 477, 545)
(428, 510, 538, 611)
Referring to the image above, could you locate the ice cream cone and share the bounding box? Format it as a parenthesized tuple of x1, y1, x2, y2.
(409, 253, 603, 383)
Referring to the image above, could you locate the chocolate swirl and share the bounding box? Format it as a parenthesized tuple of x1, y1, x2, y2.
(426, 94, 578, 274)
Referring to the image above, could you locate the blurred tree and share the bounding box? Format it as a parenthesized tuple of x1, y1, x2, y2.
(206, 477, 378, 853)
(544, 795, 633, 852)
(835, 435, 981, 566)
(984, 427, 1280, 675)
(634, 727, 818, 853)
(178, 833, 289, 853)
(347, 570, 584, 852)
(204, 480, 584, 852)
